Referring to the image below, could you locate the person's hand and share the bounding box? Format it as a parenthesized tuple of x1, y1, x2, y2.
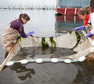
(85, 31, 93, 39)
(26, 31, 35, 37)
(17, 34, 21, 39)
(72, 26, 86, 31)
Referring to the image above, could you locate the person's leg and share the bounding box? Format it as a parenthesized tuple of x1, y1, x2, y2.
(4, 42, 14, 58)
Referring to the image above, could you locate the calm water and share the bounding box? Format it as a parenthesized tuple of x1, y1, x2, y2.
(11, 47, 77, 61)
(0, 9, 94, 84)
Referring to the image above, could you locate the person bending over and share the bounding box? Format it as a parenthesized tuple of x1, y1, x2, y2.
(72, 6, 94, 39)
(1, 13, 34, 57)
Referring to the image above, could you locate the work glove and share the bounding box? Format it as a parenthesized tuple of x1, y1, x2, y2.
(17, 34, 21, 39)
(72, 26, 86, 31)
(85, 31, 93, 39)
(26, 31, 35, 37)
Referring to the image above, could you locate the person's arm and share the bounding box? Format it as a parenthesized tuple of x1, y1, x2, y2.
(19, 26, 27, 38)
(85, 31, 93, 39)
(72, 26, 86, 31)
(18, 25, 34, 38)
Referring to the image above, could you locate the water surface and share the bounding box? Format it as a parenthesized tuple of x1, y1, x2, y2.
(0, 9, 93, 84)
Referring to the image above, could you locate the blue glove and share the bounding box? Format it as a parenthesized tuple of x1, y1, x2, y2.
(72, 26, 86, 31)
(85, 31, 93, 39)
(26, 31, 35, 37)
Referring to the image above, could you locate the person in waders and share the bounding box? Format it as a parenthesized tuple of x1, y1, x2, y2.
(72, 6, 94, 61)
(72, 6, 94, 39)
(1, 13, 34, 58)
